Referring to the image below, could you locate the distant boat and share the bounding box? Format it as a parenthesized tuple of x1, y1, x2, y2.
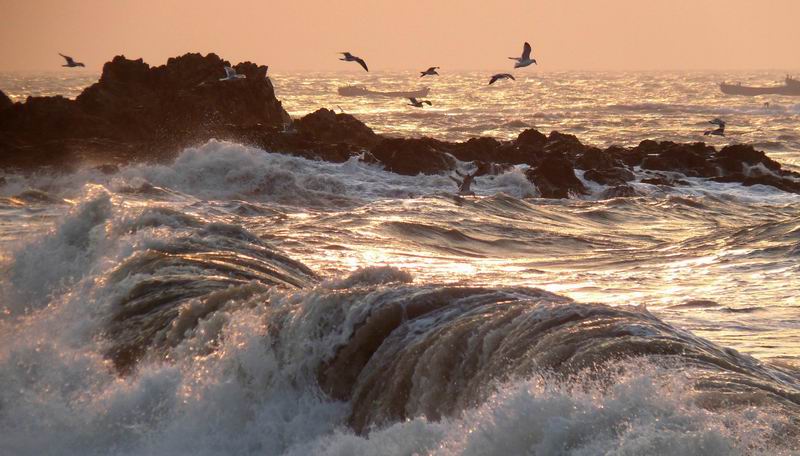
(338, 85, 430, 98)
(719, 76, 800, 96)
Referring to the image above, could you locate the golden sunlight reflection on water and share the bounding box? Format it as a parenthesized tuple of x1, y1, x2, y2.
(1, 70, 798, 364)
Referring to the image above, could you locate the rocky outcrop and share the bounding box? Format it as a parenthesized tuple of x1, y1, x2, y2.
(583, 167, 635, 186)
(576, 147, 624, 170)
(525, 153, 587, 198)
(255, 108, 380, 163)
(712, 173, 800, 193)
(291, 108, 378, 148)
(640, 175, 690, 187)
(0, 53, 288, 169)
(600, 185, 639, 199)
(637, 141, 716, 177)
(0, 90, 12, 110)
(369, 137, 455, 175)
(2, 54, 800, 198)
(713, 144, 782, 174)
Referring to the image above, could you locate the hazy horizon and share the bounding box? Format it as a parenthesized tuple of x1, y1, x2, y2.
(2, 0, 799, 72)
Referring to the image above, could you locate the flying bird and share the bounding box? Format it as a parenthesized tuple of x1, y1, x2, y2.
(489, 73, 515, 85)
(704, 118, 726, 136)
(408, 97, 432, 108)
(508, 42, 537, 68)
(59, 53, 85, 68)
(340, 52, 369, 72)
(219, 66, 246, 81)
(420, 66, 440, 77)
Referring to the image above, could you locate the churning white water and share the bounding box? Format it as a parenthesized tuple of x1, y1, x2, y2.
(1, 71, 799, 455)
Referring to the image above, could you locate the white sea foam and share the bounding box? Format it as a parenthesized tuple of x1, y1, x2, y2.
(2, 70, 800, 456)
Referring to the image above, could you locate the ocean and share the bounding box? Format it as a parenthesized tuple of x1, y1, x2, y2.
(1, 70, 799, 455)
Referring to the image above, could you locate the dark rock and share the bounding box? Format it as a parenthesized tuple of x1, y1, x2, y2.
(638, 141, 716, 177)
(455, 138, 545, 166)
(583, 167, 635, 185)
(2, 53, 798, 200)
(473, 160, 514, 177)
(449, 137, 502, 162)
(292, 108, 378, 148)
(525, 153, 587, 198)
(576, 148, 623, 170)
(1, 53, 289, 169)
(369, 137, 455, 175)
(613, 142, 648, 167)
(641, 175, 690, 187)
(76, 53, 288, 136)
(600, 185, 639, 199)
(0, 95, 100, 141)
(515, 128, 547, 149)
(259, 132, 361, 163)
(712, 173, 800, 194)
(0, 90, 12, 110)
(544, 131, 588, 159)
(714, 144, 782, 175)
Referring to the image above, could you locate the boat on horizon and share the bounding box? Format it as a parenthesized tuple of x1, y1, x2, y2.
(719, 75, 800, 96)
(338, 85, 430, 98)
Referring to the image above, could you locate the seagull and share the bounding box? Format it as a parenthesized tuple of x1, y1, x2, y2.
(340, 52, 369, 72)
(420, 66, 440, 77)
(489, 73, 515, 85)
(408, 97, 432, 108)
(59, 53, 85, 68)
(219, 66, 246, 81)
(449, 170, 476, 196)
(704, 118, 726, 136)
(508, 42, 537, 68)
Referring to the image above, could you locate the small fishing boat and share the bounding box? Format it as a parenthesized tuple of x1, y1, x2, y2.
(719, 76, 800, 96)
(338, 85, 430, 98)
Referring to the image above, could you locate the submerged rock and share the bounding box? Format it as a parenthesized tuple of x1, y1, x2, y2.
(600, 184, 640, 198)
(712, 173, 800, 193)
(640, 174, 690, 187)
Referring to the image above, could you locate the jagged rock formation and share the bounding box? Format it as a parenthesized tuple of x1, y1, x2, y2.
(0, 53, 287, 169)
(2, 53, 799, 197)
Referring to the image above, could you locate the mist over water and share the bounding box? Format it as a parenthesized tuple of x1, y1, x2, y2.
(1, 71, 799, 455)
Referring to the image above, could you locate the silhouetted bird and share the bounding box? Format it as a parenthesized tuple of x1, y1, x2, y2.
(219, 66, 246, 81)
(420, 67, 440, 77)
(59, 53, 84, 68)
(449, 170, 476, 195)
(489, 73, 515, 85)
(508, 42, 536, 68)
(340, 52, 369, 72)
(704, 118, 726, 136)
(408, 97, 432, 107)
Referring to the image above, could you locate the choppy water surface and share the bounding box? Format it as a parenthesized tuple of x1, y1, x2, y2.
(1, 71, 799, 455)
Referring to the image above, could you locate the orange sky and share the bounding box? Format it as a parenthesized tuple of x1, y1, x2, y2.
(2, 0, 799, 72)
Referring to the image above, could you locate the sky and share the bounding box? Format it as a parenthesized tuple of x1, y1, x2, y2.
(1, 0, 799, 72)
